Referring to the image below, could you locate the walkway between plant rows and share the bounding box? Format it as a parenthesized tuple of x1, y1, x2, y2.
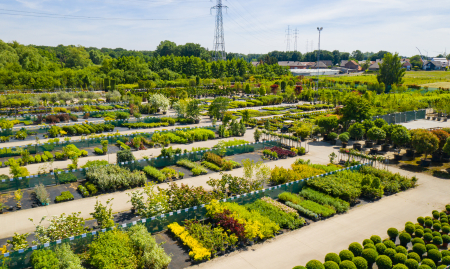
(0, 140, 334, 239)
(192, 166, 450, 269)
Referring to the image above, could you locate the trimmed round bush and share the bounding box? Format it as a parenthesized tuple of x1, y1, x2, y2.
(412, 243, 427, 257)
(394, 253, 407, 264)
(414, 229, 424, 238)
(306, 260, 325, 269)
(339, 250, 354, 262)
(432, 231, 441, 237)
(442, 250, 450, 257)
(370, 235, 382, 244)
(393, 264, 408, 269)
(349, 242, 363, 257)
(384, 248, 397, 259)
(442, 256, 450, 265)
(432, 236, 442, 245)
(384, 240, 396, 249)
(388, 228, 399, 239)
(404, 259, 419, 269)
(442, 225, 450, 234)
(361, 249, 378, 265)
(443, 234, 450, 244)
(399, 233, 411, 246)
(405, 224, 415, 235)
(395, 246, 407, 255)
(415, 224, 423, 232)
(376, 255, 393, 269)
(325, 253, 341, 264)
(421, 258, 436, 269)
(441, 218, 449, 224)
(363, 239, 374, 246)
(425, 244, 438, 251)
(411, 238, 424, 245)
(363, 243, 375, 250)
(432, 211, 440, 219)
(425, 216, 432, 221)
(406, 221, 414, 226)
(339, 260, 356, 269)
(424, 228, 433, 234)
(407, 252, 420, 262)
(423, 233, 433, 242)
(418, 265, 431, 269)
(433, 223, 441, 232)
(324, 261, 340, 269)
(352, 257, 367, 269)
(417, 217, 425, 225)
(427, 249, 442, 264)
(425, 220, 433, 228)
(376, 243, 387, 255)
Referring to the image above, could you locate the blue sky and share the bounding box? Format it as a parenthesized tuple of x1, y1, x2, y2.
(1, 0, 449, 56)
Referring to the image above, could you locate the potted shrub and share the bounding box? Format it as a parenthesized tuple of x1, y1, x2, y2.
(433, 235, 443, 247)
(367, 127, 386, 151)
(339, 133, 349, 148)
(348, 123, 365, 151)
(391, 126, 411, 161)
(14, 189, 23, 210)
(328, 132, 338, 145)
(387, 228, 399, 242)
(411, 129, 439, 167)
(399, 232, 411, 247)
(431, 129, 449, 162)
(442, 234, 450, 248)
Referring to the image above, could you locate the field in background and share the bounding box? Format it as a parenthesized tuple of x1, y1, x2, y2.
(326, 71, 450, 86)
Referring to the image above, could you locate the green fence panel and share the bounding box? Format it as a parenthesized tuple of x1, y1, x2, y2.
(28, 173, 57, 188)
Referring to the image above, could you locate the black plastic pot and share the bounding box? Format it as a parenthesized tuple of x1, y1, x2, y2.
(406, 149, 415, 157)
(431, 153, 442, 163)
(382, 144, 390, 152)
(370, 149, 378, 155)
(365, 141, 373, 148)
(377, 139, 385, 145)
(394, 154, 403, 161)
(421, 159, 431, 167)
(341, 142, 348, 148)
(353, 143, 362, 151)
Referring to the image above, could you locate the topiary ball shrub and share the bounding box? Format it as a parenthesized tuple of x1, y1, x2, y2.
(411, 238, 424, 245)
(370, 235, 382, 245)
(393, 253, 407, 264)
(339, 260, 357, 269)
(388, 228, 399, 240)
(432, 231, 441, 237)
(442, 256, 450, 265)
(404, 259, 419, 269)
(424, 228, 433, 234)
(433, 223, 441, 232)
(432, 211, 440, 219)
(407, 252, 421, 262)
(415, 224, 423, 231)
(432, 235, 442, 246)
(443, 234, 450, 245)
(417, 217, 425, 226)
(384, 248, 397, 259)
(414, 229, 424, 238)
(339, 250, 354, 262)
(361, 249, 378, 266)
(425, 244, 438, 251)
(427, 249, 442, 264)
(376, 243, 387, 255)
(412, 243, 426, 257)
(425, 220, 433, 228)
(399, 233, 411, 247)
(393, 264, 408, 269)
(423, 233, 433, 242)
(348, 242, 363, 257)
(325, 253, 341, 265)
(405, 224, 415, 235)
(363, 243, 375, 250)
(418, 265, 432, 269)
(442, 250, 450, 257)
(352, 257, 367, 269)
(442, 225, 450, 234)
(421, 258, 436, 269)
(395, 246, 407, 255)
(324, 261, 340, 269)
(306, 260, 325, 269)
(383, 240, 396, 249)
(376, 255, 393, 269)
(363, 239, 374, 246)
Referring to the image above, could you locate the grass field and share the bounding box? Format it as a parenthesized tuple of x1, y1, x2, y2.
(326, 71, 450, 86)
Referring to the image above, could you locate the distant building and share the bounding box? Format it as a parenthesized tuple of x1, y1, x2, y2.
(340, 60, 349, 67)
(432, 58, 449, 68)
(344, 60, 362, 71)
(423, 60, 442, 70)
(311, 61, 328, 69)
(278, 61, 309, 69)
(368, 62, 380, 71)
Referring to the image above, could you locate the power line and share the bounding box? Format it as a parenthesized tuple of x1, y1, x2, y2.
(285, 25, 291, 52)
(211, 0, 227, 61)
(293, 28, 299, 52)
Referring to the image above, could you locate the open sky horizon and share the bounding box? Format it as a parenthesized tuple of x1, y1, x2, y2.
(1, 0, 449, 57)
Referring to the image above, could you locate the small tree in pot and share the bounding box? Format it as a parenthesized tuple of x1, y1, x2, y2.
(367, 127, 386, 150)
(328, 132, 338, 145)
(411, 129, 439, 167)
(339, 133, 349, 148)
(348, 123, 365, 150)
(391, 126, 411, 160)
(431, 129, 449, 161)
(316, 116, 339, 141)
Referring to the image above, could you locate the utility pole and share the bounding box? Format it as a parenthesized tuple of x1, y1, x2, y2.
(293, 28, 299, 52)
(211, 0, 228, 61)
(285, 25, 291, 52)
(316, 27, 323, 91)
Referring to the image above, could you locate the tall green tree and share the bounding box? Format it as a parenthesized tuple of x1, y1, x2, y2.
(377, 52, 405, 93)
(340, 93, 372, 127)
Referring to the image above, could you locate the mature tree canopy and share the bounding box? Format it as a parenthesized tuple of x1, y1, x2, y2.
(340, 93, 372, 125)
(377, 52, 406, 93)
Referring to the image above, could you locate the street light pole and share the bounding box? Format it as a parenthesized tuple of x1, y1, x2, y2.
(316, 27, 323, 92)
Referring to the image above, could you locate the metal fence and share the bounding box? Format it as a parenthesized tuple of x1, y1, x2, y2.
(372, 109, 426, 124)
(1, 163, 367, 269)
(0, 139, 276, 193)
